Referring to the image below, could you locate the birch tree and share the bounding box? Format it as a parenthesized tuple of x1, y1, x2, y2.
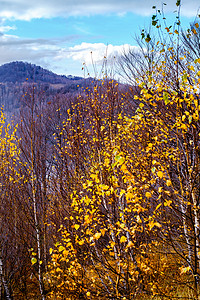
(0, 109, 20, 299)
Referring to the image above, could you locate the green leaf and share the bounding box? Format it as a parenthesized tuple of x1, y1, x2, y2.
(115, 155, 125, 165)
(31, 257, 37, 265)
(59, 245, 65, 252)
(182, 73, 187, 82)
(145, 34, 151, 43)
(163, 92, 170, 105)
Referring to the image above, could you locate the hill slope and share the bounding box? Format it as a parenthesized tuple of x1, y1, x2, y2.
(0, 61, 93, 113)
(0, 61, 82, 84)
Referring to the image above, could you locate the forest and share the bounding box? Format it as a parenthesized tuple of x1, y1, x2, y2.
(1, 2, 200, 299)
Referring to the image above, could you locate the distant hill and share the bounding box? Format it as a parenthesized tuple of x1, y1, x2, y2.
(0, 61, 130, 120)
(0, 61, 95, 114)
(0, 61, 83, 84)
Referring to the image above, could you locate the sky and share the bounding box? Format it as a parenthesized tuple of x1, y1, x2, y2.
(0, 0, 199, 77)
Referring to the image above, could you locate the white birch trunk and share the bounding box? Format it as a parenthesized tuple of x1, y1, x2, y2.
(2, 276, 12, 300)
(0, 249, 12, 300)
(30, 89, 45, 300)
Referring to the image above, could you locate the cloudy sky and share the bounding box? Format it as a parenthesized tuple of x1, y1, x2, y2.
(0, 0, 199, 76)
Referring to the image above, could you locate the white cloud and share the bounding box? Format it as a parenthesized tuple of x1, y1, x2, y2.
(0, 33, 136, 76)
(0, 33, 72, 71)
(66, 42, 137, 65)
(61, 42, 139, 77)
(0, 25, 16, 33)
(0, 0, 198, 20)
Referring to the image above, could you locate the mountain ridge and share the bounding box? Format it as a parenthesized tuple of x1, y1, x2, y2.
(0, 61, 94, 114)
(0, 61, 83, 84)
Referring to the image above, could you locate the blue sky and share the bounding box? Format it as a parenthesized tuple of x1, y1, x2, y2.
(0, 0, 199, 77)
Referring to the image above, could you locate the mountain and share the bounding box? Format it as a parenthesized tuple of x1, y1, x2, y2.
(0, 61, 83, 84)
(0, 61, 93, 114)
(0, 61, 130, 119)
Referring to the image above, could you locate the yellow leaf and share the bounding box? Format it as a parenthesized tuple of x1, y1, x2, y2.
(58, 246, 65, 252)
(195, 23, 199, 28)
(157, 171, 163, 178)
(180, 266, 191, 275)
(189, 65, 195, 71)
(136, 215, 142, 223)
(63, 250, 68, 256)
(100, 228, 106, 236)
(74, 224, 80, 230)
(104, 158, 110, 166)
(181, 124, 187, 130)
(149, 220, 155, 231)
(110, 241, 115, 247)
(56, 267, 63, 273)
(126, 241, 134, 248)
(78, 240, 85, 245)
(166, 180, 171, 186)
(154, 222, 162, 228)
(164, 200, 172, 207)
(148, 143, 153, 148)
(145, 192, 152, 198)
(121, 164, 127, 172)
(84, 215, 90, 224)
(155, 203, 162, 211)
(94, 232, 101, 240)
(149, 220, 161, 230)
(192, 28, 197, 34)
(31, 257, 37, 265)
(120, 236, 127, 243)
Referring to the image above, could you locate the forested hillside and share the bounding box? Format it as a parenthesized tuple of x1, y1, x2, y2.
(1, 3, 200, 300)
(0, 61, 84, 84)
(0, 61, 92, 114)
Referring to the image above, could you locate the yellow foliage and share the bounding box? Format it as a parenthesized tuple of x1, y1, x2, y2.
(120, 236, 127, 243)
(47, 22, 200, 299)
(157, 171, 164, 178)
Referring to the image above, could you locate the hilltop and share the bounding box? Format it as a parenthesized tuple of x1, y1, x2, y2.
(0, 61, 82, 84)
(0, 61, 93, 113)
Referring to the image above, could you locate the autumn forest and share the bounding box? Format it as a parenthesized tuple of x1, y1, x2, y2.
(1, 2, 200, 299)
